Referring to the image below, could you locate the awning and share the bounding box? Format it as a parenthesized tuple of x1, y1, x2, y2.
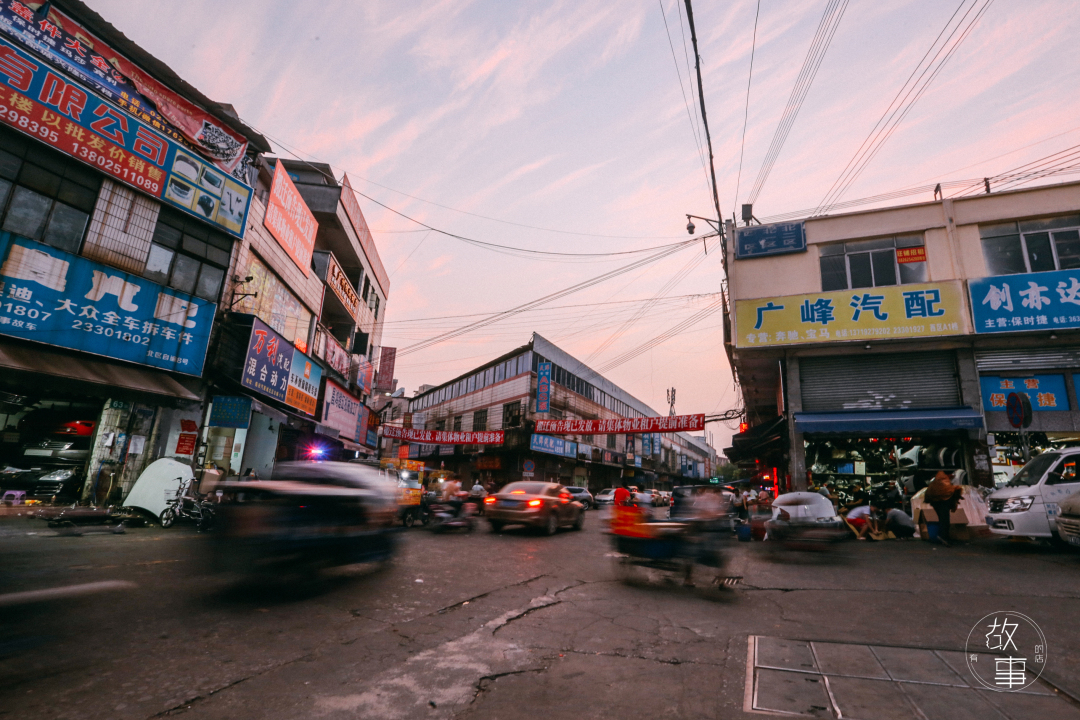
(794, 407, 983, 435)
(725, 415, 788, 463)
(0, 343, 199, 401)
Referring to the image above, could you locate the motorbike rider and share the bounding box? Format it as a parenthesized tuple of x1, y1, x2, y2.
(442, 474, 464, 516)
(469, 480, 487, 514)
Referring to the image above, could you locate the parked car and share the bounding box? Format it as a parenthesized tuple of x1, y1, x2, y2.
(484, 481, 585, 535)
(633, 489, 662, 507)
(1055, 490, 1080, 547)
(0, 466, 83, 502)
(764, 492, 846, 544)
(19, 420, 96, 467)
(985, 450, 1080, 541)
(564, 486, 594, 509)
(594, 488, 617, 506)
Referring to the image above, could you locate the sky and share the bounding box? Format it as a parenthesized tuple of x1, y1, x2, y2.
(95, 0, 1080, 452)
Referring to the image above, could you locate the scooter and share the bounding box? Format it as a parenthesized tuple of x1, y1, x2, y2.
(426, 499, 478, 533)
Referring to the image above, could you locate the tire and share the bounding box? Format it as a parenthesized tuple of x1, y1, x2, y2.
(197, 507, 215, 531)
(159, 508, 176, 528)
(573, 510, 585, 531)
(489, 521, 503, 533)
(544, 512, 558, 536)
(582, 501, 591, 511)
(403, 511, 416, 528)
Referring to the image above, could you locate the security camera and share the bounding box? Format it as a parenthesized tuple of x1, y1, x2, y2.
(686, 219, 696, 235)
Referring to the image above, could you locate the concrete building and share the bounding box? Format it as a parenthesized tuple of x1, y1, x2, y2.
(726, 180, 1080, 496)
(398, 334, 716, 491)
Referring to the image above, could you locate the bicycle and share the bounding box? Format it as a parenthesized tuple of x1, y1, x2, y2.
(159, 478, 215, 531)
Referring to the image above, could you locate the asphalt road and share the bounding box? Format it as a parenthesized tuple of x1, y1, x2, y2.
(3, 510, 1080, 720)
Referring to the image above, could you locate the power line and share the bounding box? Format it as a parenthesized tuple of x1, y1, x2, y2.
(252, 125, 694, 241)
(732, 0, 761, 215)
(746, 0, 849, 205)
(815, 0, 995, 215)
(658, 0, 712, 195)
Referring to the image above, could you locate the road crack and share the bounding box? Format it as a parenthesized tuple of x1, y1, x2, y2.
(432, 574, 548, 616)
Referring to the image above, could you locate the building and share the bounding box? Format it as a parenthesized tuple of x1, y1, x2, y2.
(396, 334, 716, 491)
(726, 180, 1080, 497)
(0, 1, 388, 500)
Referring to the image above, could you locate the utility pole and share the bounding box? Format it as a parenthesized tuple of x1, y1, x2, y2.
(667, 387, 676, 416)
(684, 0, 725, 262)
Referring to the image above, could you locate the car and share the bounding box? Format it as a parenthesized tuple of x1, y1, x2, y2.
(19, 419, 96, 467)
(483, 481, 585, 535)
(0, 466, 84, 502)
(764, 492, 846, 543)
(564, 486, 594, 509)
(633, 489, 662, 507)
(985, 450, 1080, 541)
(1056, 490, 1080, 547)
(594, 488, 617, 506)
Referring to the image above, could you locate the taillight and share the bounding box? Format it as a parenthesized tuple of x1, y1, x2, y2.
(484, 496, 496, 505)
(559, 493, 570, 501)
(527, 499, 543, 507)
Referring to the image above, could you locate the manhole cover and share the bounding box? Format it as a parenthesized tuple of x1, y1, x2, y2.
(744, 636, 1080, 719)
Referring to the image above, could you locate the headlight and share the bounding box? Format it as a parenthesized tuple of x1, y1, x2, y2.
(1001, 496, 1034, 513)
(40, 468, 74, 481)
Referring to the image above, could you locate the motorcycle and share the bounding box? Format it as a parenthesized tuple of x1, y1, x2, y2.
(426, 499, 478, 533)
(159, 478, 215, 531)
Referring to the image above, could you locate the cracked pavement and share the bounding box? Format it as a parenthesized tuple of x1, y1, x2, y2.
(3, 515, 1080, 719)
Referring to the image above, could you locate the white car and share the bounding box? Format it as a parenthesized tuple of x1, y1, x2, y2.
(986, 450, 1080, 540)
(764, 492, 846, 543)
(594, 488, 617, 506)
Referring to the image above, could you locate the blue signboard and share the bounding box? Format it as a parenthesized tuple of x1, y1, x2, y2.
(240, 317, 291, 402)
(209, 396, 252, 428)
(970, 269, 1080, 334)
(0, 233, 214, 375)
(536, 361, 552, 412)
(735, 222, 806, 259)
(641, 434, 651, 456)
(979, 375, 1068, 412)
(530, 433, 577, 458)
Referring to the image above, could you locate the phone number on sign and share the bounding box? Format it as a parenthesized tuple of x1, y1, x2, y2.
(72, 319, 152, 345)
(70, 141, 160, 194)
(0, 103, 58, 143)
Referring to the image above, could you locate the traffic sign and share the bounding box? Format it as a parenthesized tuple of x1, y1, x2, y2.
(1006, 392, 1033, 429)
(523, 460, 536, 473)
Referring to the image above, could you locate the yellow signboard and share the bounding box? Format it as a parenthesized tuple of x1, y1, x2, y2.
(734, 281, 967, 348)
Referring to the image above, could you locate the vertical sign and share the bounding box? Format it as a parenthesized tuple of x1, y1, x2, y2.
(536, 361, 552, 413)
(375, 346, 397, 391)
(264, 161, 317, 276)
(286, 346, 321, 416)
(340, 173, 390, 296)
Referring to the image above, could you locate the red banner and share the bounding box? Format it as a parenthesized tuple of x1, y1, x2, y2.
(382, 425, 504, 445)
(535, 414, 705, 435)
(264, 161, 317, 275)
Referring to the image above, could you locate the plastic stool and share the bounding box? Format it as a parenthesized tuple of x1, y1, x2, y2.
(2, 490, 26, 506)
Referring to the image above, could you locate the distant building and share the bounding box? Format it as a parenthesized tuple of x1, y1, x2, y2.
(394, 334, 716, 490)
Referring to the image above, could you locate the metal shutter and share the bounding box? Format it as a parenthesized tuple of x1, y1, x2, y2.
(800, 352, 959, 411)
(976, 348, 1080, 372)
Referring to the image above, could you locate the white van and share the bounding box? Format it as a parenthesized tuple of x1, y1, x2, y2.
(986, 450, 1080, 540)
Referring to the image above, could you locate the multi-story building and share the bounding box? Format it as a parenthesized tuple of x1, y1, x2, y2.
(726, 180, 1080, 497)
(0, 1, 388, 499)
(398, 334, 716, 491)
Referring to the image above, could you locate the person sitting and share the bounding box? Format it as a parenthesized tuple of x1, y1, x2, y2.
(843, 485, 870, 513)
(883, 505, 916, 539)
(846, 504, 875, 540)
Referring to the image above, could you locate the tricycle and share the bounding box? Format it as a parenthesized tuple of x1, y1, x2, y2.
(608, 505, 727, 587)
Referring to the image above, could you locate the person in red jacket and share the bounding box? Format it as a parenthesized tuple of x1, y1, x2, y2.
(614, 481, 632, 507)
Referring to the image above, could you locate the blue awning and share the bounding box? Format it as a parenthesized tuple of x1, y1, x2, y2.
(795, 407, 983, 434)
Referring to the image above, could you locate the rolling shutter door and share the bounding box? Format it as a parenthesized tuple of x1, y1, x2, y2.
(976, 348, 1080, 372)
(800, 352, 959, 411)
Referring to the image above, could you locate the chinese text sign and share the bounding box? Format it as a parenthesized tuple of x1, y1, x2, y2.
(970, 270, 1080, 334)
(0, 234, 214, 374)
(735, 222, 806, 259)
(537, 361, 552, 412)
(734, 281, 966, 348)
(979, 375, 1067, 412)
(264, 161, 316, 276)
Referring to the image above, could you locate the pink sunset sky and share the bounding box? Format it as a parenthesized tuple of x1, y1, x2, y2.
(94, 0, 1080, 451)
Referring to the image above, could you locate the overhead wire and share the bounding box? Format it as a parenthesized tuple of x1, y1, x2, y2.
(814, 0, 995, 215)
(658, 0, 712, 196)
(732, 0, 762, 215)
(746, 0, 849, 205)
(250, 125, 695, 241)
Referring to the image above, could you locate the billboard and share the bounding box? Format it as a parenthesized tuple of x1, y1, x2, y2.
(0, 35, 252, 238)
(536, 361, 551, 412)
(734, 281, 967, 348)
(240, 317, 321, 415)
(325, 252, 362, 323)
(530, 433, 577, 458)
(375, 346, 396, 391)
(0, 2, 249, 173)
(382, 425, 504, 445)
(0, 233, 214, 375)
(264, 161, 317, 276)
(340, 173, 389, 296)
(322, 379, 361, 438)
(735, 222, 806, 259)
(979, 375, 1068, 413)
(970, 269, 1080, 335)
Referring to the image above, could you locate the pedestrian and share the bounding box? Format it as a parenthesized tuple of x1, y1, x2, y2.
(925, 471, 962, 546)
(883, 505, 916, 539)
(846, 504, 875, 540)
(614, 480, 633, 507)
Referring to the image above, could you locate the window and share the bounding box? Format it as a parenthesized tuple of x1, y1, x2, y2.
(0, 128, 101, 254)
(435, 419, 445, 431)
(145, 207, 232, 300)
(453, 415, 462, 432)
(473, 408, 488, 431)
(607, 434, 616, 449)
(819, 236, 927, 291)
(361, 277, 370, 301)
(502, 401, 521, 428)
(980, 216, 1080, 276)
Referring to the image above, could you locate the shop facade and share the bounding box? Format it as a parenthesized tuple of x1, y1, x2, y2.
(727, 180, 1080, 492)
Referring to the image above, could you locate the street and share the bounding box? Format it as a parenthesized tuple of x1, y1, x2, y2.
(3, 513, 1080, 720)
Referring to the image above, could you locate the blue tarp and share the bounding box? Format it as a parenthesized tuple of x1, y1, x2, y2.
(795, 407, 983, 434)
